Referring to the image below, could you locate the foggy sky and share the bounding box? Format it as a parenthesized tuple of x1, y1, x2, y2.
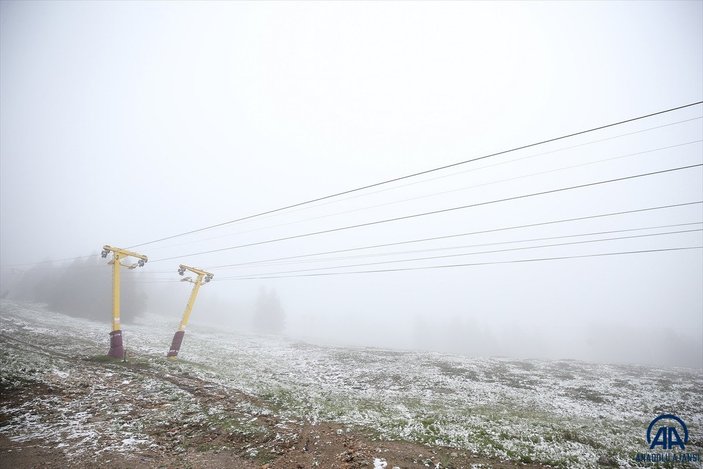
(1, 1, 702, 368)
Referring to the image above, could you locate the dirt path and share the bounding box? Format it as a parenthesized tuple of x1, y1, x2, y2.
(0, 333, 545, 469)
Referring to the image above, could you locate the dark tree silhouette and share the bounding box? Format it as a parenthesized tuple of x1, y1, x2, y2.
(10, 254, 147, 324)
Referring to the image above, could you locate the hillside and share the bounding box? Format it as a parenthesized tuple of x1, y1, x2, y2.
(1, 300, 700, 468)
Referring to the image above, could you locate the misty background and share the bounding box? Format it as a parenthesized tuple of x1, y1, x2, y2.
(1, 1, 702, 369)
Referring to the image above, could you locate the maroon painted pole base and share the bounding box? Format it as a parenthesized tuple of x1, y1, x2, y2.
(108, 330, 124, 358)
(167, 330, 185, 358)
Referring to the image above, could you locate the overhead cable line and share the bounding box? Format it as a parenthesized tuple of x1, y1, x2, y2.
(150, 163, 703, 263)
(215, 228, 702, 278)
(127, 101, 703, 249)
(7, 108, 701, 269)
(216, 246, 703, 281)
(269, 115, 703, 216)
(285, 140, 701, 226)
(208, 201, 703, 269)
(146, 138, 702, 253)
(209, 220, 703, 269)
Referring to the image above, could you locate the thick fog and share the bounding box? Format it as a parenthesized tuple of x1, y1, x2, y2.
(1, 2, 701, 368)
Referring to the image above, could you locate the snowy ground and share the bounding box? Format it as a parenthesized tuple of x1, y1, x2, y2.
(1, 299, 701, 468)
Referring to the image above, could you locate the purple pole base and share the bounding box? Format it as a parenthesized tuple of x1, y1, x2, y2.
(167, 331, 185, 358)
(108, 330, 124, 358)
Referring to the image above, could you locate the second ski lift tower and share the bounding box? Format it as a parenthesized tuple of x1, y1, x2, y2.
(167, 264, 214, 359)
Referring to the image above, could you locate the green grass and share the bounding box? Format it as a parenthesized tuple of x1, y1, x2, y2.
(84, 354, 153, 370)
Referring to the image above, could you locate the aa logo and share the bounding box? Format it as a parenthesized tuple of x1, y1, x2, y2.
(647, 414, 689, 450)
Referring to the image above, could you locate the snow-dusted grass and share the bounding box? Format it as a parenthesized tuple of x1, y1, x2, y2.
(1, 300, 701, 467)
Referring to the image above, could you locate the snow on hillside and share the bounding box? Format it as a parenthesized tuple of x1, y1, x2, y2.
(1, 300, 701, 467)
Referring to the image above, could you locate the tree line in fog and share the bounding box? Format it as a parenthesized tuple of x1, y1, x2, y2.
(4, 257, 286, 334)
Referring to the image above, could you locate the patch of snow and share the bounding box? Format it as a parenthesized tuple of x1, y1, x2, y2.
(1, 299, 701, 469)
(121, 436, 148, 446)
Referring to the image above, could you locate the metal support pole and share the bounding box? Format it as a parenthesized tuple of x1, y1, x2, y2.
(101, 245, 147, 359)
(179, 274, 203, 332)
(112, 252, 121, 332)
(167, 265, 213, 359)
(108, 251, 124, 358)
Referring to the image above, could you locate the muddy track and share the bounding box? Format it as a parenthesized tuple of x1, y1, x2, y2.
(1, 331, 546, 468)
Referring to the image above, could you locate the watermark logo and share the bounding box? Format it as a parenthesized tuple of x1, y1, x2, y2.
(647, 414, 688, 450)
(635, 414, 700, 464)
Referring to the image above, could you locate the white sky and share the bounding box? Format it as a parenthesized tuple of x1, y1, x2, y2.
(1, 1, 702, 367)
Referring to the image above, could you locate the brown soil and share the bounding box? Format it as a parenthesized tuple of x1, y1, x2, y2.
(0, 337, 545, 469)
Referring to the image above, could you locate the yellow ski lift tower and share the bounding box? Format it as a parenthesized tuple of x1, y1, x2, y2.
(101, 245, 148, 358)
(167, 264, 213, 358)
